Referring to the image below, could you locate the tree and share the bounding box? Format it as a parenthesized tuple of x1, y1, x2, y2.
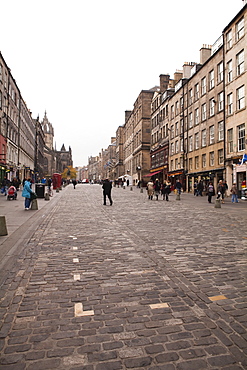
(61, 166, 77, 180)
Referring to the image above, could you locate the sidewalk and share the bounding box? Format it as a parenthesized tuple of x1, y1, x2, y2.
(0, 186, 63, 285)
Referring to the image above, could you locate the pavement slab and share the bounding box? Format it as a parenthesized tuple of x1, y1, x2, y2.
(0, 184, 246, 369)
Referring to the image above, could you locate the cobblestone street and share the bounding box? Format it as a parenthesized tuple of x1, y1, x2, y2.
(0, 184, 247, 369)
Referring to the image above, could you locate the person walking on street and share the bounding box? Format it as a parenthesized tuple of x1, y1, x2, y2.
(207, 182, 215, 203)
(22, 178, 34, 210)
(154, 179, 161, 200)
(1, 177, 10, 195)
(161, 181, 171, 201)
(230, 183, 239, 203)
(175, 180, 182, 195)
(102, 178, 113, 205)
(217, 180, 226, 203)
(72, 179, 77, 189)
(147, 180, 154, 200)
(197, 180, 203, 196)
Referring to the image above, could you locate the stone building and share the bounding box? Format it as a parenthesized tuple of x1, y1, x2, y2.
(224, 4, 247, 195)
(123, 88, 158, 185)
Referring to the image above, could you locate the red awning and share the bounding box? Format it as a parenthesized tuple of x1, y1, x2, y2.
(143, 170, 162, 177)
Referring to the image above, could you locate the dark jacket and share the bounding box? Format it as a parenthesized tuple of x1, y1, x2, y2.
(102, 180, 112, 194)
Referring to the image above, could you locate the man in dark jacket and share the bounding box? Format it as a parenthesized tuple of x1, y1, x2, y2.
(102, 179, 113, 206)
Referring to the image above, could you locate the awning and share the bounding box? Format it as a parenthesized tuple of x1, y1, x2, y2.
(143, 170, 162, 177)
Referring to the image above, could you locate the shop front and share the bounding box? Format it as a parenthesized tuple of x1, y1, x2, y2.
(233, 164, 247, 198)
(187, 168, 225, 193)
(168, 170, 185, 191)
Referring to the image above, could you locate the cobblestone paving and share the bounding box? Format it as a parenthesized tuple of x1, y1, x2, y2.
(0, 185, 247, 369)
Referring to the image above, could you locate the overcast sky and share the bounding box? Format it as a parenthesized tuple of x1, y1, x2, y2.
(0, 0, 244, 167)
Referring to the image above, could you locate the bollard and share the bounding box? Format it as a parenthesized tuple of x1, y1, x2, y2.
(59, 186, 62, 190)
(123, 186, 125, 189)
(130, 186, 133, 191)
(31, 199, 38, 210)
(176, 194, 181, 201)
(56, 188, 59, 193)
(214, 199, 221, 208)
(0, 216, 8, 236)
(44, 193, 50, 201)
(140, 188, 143, 193)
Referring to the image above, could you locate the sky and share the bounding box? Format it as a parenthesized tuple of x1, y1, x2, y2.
(0, 0, 244, 167)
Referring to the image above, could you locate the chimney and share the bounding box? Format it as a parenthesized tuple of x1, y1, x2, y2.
(159, 74, 170, 93)
(183, 62, 196, 78)
(173, 70, 183, 85)
(200, 45, 212, 64)
(125, 110, 132, 123)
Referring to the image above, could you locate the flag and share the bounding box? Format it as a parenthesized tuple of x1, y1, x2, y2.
(240, 153, 247, 165)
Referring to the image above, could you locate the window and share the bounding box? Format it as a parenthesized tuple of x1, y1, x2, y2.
(209, 125, 214, 144)
(217, 62, 223, 83)
(209, 70, 214, 89)
(236, 50, 244, 76)
(188, 112, 193, 128)
(218, 149, 224, 165)
(227, 60, 233, 83)
(189, 136, 193, 152)
(210, 151, 214, 166)
(237, 85, 245, 110)
(170, 142, 174, 155)
(227, 93, 233, 115)
(0, 63, 2, 82)
(195, 132, 199, 149)
(189, 89, 193, 105)
(218, 92, 224, 112)
(175, 140, 179, 153)
(171, 105, 174, 119)
(226, 30, 232, 49)
(0, 91, 2, 109)
(238, 124, 245, 151)
(180, 119, 183, 134)
(195, 156, 199, 169)
(175, 101, 179, 115)
(202, 103, 207, 121)
(175, 122, 179, 136)
(202, 129, 206, 147)
(189, 158, 193, 170)
(228, 128, 233, 153)
(209, 99, 215, 117)
(175, 158, 179, 169)
(180, 139, 183, 152)
(202, 154, 206, 168)
(195, 108, 199, 125)
(218, 121, 224, 141)
(201, 77, 206, 95)
(170, 160, 174, 171)
(171, 125, 174, 139)
(194, 83, 199, 100)
(236, 17, 244, 41)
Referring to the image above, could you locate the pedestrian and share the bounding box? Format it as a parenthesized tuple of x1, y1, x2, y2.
(193, 181, 198, 196)
(22, 178, 35, 210)
(175, 180, 182, 195)
(197, 180, 203, 196)
(161, 180, 171, 201)
(217, 180, 226, 203)
(72, 179, 77, 189)
(154, 178, 161, 200)
(147, 180, 154, 200)
(11, 177, 20, 191)
(1, 177, 10, 195)
(207, 182, 215, 203)
(230, 183, 238, 203)
(102, 178, 113, 205)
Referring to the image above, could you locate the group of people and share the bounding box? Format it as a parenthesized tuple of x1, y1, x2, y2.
(147, 179, 172, 201)
(196, 179, 238, 204)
